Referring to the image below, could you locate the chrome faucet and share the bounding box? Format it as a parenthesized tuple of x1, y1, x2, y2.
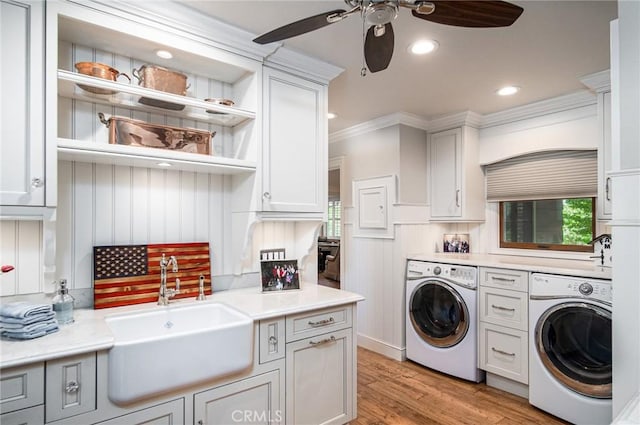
(158, 254, 180, 305)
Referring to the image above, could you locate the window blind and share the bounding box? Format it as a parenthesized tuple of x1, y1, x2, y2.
(485, 150, 597, 202)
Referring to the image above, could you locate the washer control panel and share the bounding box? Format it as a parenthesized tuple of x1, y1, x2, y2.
(406, 260, 477, 289)
(530, 273, 612, 302)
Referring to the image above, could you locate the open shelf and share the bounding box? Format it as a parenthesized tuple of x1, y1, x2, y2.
(58, 70, 256, 128)
(57, 138, 257, 175)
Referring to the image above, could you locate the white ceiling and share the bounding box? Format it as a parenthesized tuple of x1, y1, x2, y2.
(183, 1, 617, 133)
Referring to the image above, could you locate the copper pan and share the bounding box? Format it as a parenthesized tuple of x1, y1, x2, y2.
(74, 62, 131, 95)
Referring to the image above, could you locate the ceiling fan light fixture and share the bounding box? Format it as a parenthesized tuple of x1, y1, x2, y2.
(364, 2, 398, 26)
(497, 85, 520, 96)
(409, 39, 438, 55)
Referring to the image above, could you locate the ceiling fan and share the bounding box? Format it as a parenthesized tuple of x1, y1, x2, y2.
(253, 0, 524, 74)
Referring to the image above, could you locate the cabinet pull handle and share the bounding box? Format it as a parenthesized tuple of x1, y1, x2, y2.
(491, 347, 516, 357)
(308, 317, 334, 327)
(65, 380, 80, 393)
(263, 192, 271, 200)
(491, 304, 515, 312)
(491, 277, 516, 283)
(198, 420, 204, 425)
(31, 178, 43, 188)
(455, 189, 460, 207)
(309, 336, 336, 346)
(605, 177, 611, 201)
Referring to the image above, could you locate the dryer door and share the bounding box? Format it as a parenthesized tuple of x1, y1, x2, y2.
(409, 279, 469, 348)
(535, 302, 612, 398)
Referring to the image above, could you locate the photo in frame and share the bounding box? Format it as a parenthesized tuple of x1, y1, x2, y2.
(261, 259, 300, 292)
(443, 233, 470, 253)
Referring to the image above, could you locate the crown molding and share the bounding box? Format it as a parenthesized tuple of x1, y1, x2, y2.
(580, 69, 611, 93)
(330, 89, 598, 142)
(329, 112, 429, 143)
(427, 111, 484, 133)
(265, 47, 344, 84)
(480, 90, 597, 128)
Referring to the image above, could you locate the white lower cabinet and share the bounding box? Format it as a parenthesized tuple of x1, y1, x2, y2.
(478, 267, 529, 385)
(45, 352, 97, 422)
(0, 405, 45, 425)
(286, 328, 353, 425)
(95, 399, 184, 425)
(194, 370, 282, 425)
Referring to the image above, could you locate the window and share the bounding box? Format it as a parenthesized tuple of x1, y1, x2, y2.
(500, 198, 595, 252)
(327, 200, 341, 239)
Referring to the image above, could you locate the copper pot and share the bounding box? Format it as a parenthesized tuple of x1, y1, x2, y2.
(132, 65, 189, 96)
(74, 62, 131, 95)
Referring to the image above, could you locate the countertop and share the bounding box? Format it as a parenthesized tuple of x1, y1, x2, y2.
(407, 253, 612, 280)
(0, 285, 364, 369)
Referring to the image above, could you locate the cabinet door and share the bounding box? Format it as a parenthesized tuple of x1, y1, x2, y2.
(95, 398, 184, 425)
(286, 328, 353, 425)
(0, 0, 45, 206)
(597, 91, 612, 219)
(194, 370, 282, 425)
(429, 128, 461, 218)
(45, 352, 97, 422)
(262, 67, 327, 214)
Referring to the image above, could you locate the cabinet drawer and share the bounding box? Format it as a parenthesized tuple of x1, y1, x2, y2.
(95, 398, 184, 425)
(260, 317, 286, 363)
(480, 286, 528, 331)
(480, 267, 528, 292)
(286, 305, 352, 342)
(45, 352, 97, 422)
(0, 405, 44, 425)
(479, 323, 528, 384)
(0, 362, 44, 414)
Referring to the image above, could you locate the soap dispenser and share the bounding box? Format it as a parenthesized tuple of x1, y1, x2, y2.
(52, 279, 75, 325)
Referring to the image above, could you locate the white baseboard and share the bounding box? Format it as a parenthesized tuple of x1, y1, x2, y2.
(357, 333, 405, 361)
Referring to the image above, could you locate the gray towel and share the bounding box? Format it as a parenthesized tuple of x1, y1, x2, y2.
(1, 319, 59, 340)
(0, 311, 56, 327)
(0, 302, 53, 319)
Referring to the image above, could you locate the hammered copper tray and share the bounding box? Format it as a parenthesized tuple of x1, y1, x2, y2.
(98, 112, 214, 155)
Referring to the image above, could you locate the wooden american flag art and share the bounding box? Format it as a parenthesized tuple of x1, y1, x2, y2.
(93, 242, 211, 309)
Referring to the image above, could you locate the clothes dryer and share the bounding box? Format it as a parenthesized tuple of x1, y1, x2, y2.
(529, 273, 612, 424)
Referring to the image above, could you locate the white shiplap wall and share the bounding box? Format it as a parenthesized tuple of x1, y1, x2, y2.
(57, 160, 232, 289)
(0, 221, 43, 296)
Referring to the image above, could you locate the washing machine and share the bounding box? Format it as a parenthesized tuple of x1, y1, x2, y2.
(529, 273, 612, 424)
(405, 260, 484, 382)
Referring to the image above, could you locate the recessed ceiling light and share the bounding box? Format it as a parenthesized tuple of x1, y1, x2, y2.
(327, 112, 337, 120)
(155, 49, 173, 59)
(157, 162, 172, 167)
(497, 86, 520, 96)
(408, 39, 439, 55)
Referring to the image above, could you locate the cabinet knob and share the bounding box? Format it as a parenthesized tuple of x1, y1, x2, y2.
(263, 192, 271, 200)
(65, 380, 80, 393)
(269, 335, 278, 345)
(31, 177, 44, 188)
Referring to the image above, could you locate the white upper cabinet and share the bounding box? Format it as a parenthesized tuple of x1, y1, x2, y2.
(261, 67, 327, 216)
(46, 1, 260, 176)
(1, 0, 45, 207)
(428, 126, 485, 222)
(597, 91, 612, 220)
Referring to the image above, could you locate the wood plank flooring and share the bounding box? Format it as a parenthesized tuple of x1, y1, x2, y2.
(354, 347, 568, 425)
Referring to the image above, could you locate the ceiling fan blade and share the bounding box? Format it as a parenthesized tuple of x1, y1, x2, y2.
(253, 9, 347, 44)
(365, 23, 395, 73)
(412, 1, 523, 28)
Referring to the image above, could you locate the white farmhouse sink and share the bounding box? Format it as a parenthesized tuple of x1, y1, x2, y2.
(105, 302, 253, 404)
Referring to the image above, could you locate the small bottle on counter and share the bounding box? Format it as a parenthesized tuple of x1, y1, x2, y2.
(52, 279, 74, 325)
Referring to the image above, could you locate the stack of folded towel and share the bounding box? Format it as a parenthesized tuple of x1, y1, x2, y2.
(0, 302, 59, 340)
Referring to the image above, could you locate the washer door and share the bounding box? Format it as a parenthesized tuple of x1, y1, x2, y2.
(409, 279, 469, 348)
(535, 302, 612, 398)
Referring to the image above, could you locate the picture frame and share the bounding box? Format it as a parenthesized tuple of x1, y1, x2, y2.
(261, 259, 300, 292)
(443, 233, 470, 253)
